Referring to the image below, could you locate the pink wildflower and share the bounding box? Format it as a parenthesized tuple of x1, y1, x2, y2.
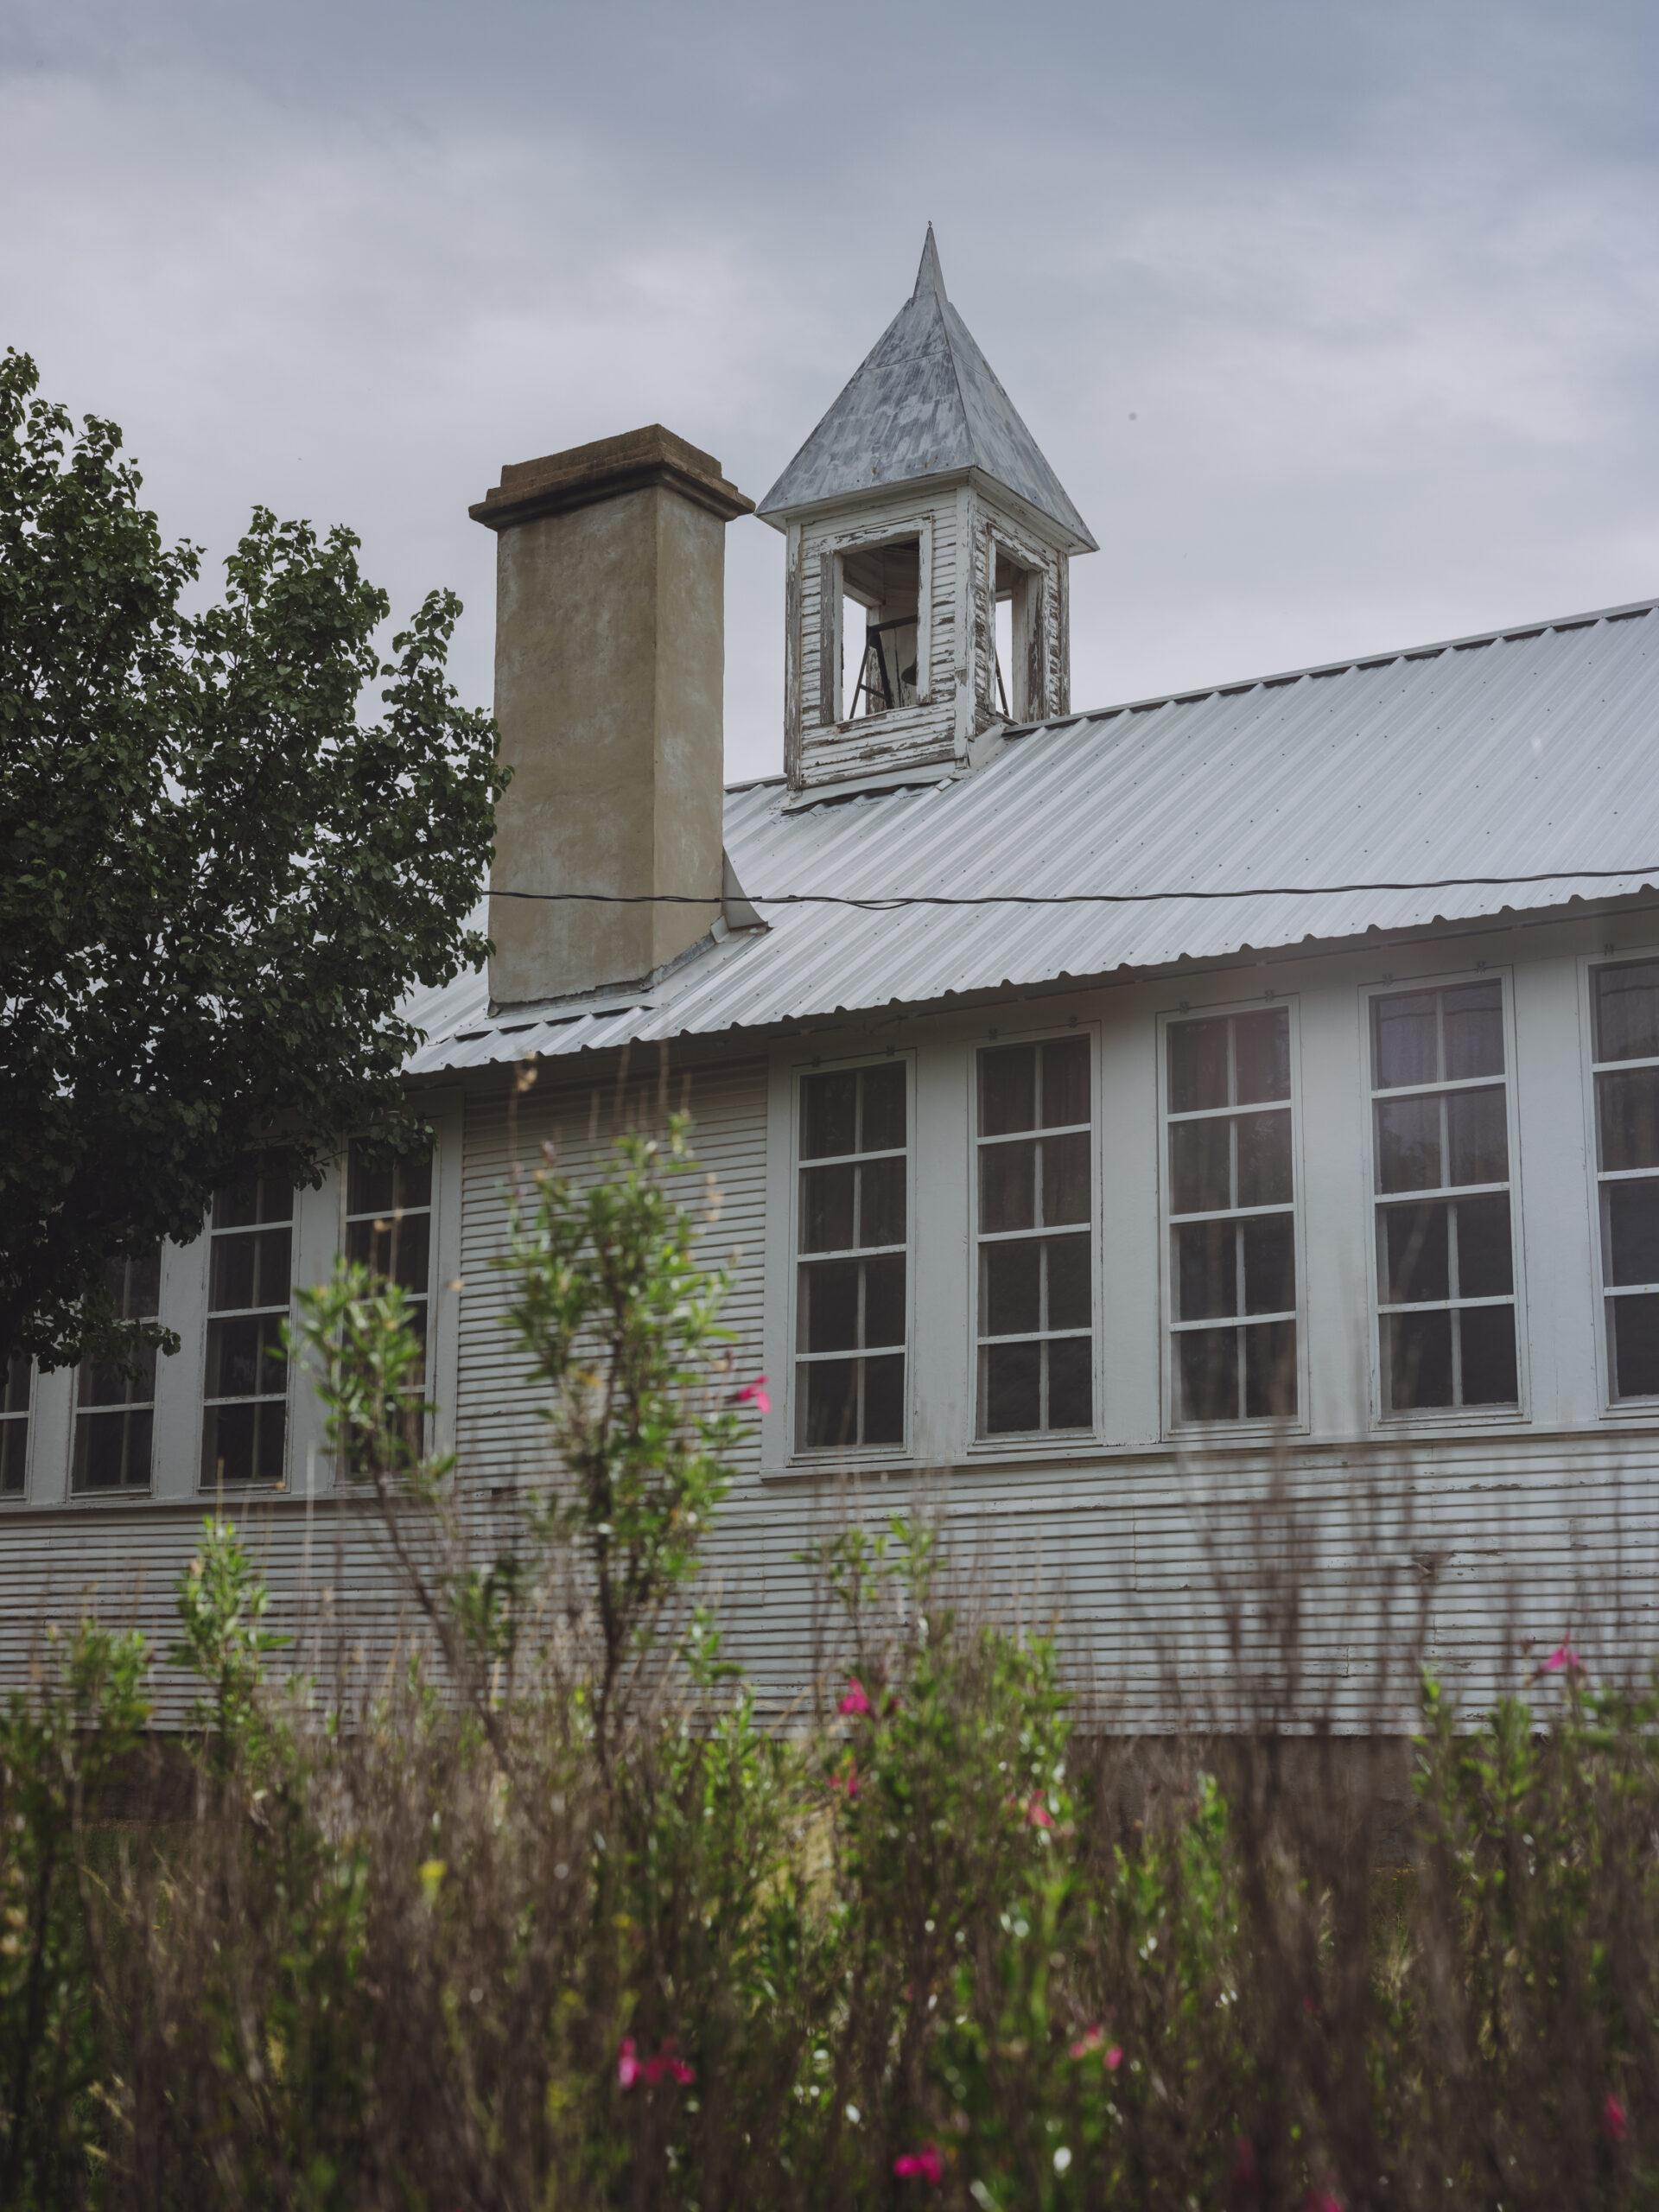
(839, 1676, 874, 1716)
(1603, 2092, 1628, 2142)
(830, 1763, 861, 1801)
(1105, 2043, 1123, 2070)
(1024, 1790, 1055, 1829)
(617, 2037, 641, 2089)
(1070, 2024, 1104, 2058)
(1539, 1639, 1585, 1678)
(893, 2144, 944, 2184)
(668, 2056, 696, 2085)
(734, 1376, 772, 1414)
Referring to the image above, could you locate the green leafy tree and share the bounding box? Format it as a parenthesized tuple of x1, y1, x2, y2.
(0, 346, 505, 1372)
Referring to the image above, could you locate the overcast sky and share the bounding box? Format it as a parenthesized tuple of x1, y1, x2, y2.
(6, 0, 1658, 783)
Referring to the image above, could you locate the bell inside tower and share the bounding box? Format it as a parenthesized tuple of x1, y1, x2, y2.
(840, 536, 921, 719)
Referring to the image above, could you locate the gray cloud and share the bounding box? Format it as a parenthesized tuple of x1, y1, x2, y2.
(5, 0, 1658, 780)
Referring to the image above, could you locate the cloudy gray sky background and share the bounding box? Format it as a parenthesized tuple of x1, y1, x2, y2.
(5, 0, 1658, 782)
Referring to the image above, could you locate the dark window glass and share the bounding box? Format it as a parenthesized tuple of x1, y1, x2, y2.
(1459, 1306, 1518, 1406)
(861, 1357, 906, 1444)
(1447, 1087, 1508, 1186)
(1177, 1221, 1235, 1322)
(1376, 1096, 1441, 1193)
(1594, 961, 1659, 1064)
(801, 1261, 858, 1353)
(981, 1141, 1037, 1234)
(984, 1341, 1041, 1433)
(1236, 1113, 1293, 1208)
(1179, 1328, 1239, 1422)
(983, 1241, 1040, 1336)
(1598, 1068, 1659, 1173)
(1041, 1037, 1090, 1127)
(1170, 1120, 1231, 1216)
(1383, 1203, 1450, 1305)
(1458, 1195, 1515, 1300)
(1387, 1310, 1453, 1409)
(1046, 1338, 1093, 1429)
(801, 1164, 855, 1253)
(803, 1360, 858, 1448)
(802, 1072, 857, 1160)
(1373, 993, 1440, 1090)
(1042, 1132, 1090, 1225)
(1608, 1181, 1659, 1288)
(202, 1152, 298, 1489)
(1243, 1320, 1297, 1418)
(1611, 1294, 1659, 1398)
(862, 1255, 906, 1348)
(74, 1251, 161, 1494)
(1046, 1236, 1091, 1332)
(0, 1355, 30, 1495)
(1233, 1008, 1291, 1103)
(980, 1046, 1036, 1137)
(1442, 982, 1504, 1081)
(860, 1063, 907, 1153)
(212, 1151, 293, 1231)
(858, 1157, 906, 1248)
(1168, 1020, 1229, 1114)
(1243, 1216, 1295, 1315)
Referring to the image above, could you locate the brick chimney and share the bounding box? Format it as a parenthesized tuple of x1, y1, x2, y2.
(470, 426, 754, 1007)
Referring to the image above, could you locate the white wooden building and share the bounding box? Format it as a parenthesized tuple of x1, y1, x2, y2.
(7, 231, 1659, 1726)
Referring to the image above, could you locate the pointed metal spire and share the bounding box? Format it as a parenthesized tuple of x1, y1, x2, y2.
(758, 231, 1095, 551)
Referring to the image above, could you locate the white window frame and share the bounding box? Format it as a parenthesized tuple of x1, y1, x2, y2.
(966, 1020, 1101, 1450)
(1157, 992, 1309, 1440)
(1578, 944, 1659, 1417)
(1360, 965, 1529, 1430)
(786, 1048, 916, 1465)
(0, 1356, 37, 1503)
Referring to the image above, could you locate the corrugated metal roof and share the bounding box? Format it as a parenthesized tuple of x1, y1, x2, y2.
(754, 228, 1096, 553)
(404, 598, 1659, 1077)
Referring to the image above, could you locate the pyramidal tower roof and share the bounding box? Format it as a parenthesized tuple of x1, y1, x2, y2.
(757, 228, 1097, 553)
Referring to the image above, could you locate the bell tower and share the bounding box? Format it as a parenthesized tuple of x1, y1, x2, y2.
(758, 228, 1096, 795)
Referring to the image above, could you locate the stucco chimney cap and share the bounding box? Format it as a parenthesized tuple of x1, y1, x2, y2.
(470, 424, 754, 532)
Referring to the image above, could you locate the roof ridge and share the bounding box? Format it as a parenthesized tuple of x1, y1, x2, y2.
(1014, 594, 1659, 737)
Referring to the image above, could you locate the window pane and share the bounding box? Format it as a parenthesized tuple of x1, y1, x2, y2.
(209, 1231, 257, 1312)
(1178, 1327, 1239, 1422)
(1446, 1087, 1507, 1187)
(1376, 1096, 1442, 1193)
(802, 1071, 857, 1160)
(1373, 993, 1439, 1090)
(1170, 1120, 1230, 1216)
(79, 1356, 131, 1410)
(1387, 1310, 1452, 1409)
(1046, 1338, 1093, 1429)
(1442, 982, 1503, 1080)
(1383, 1203, 1450, 1305)
(1457, 1193, 1514, 1300)
(858, 1157, 906, 1248)
(1236, 1112, 1293, 1208)
(213, 1157, 262, 1230)
(984, 1340, 1040, 1433)
(126, 1249, 162, 1320)
(76, 1411, 130, 1491)
(800, 1261, 859, 1353)
(1040, 1037, 1090, 1128)
(1243, 1215, 1295, 1315)
(206, 1314, 286, 1401)
(1595, 961, 1659, 1063)
(1040, 1132, 1090, 1226)
(347, 1217, 390, 1274)
(981, 1141, 1036, 1233)
(860, 1063, 906, 1153)
(1611, 1294, 1659, 1398)
(1045, 1236, 1091, 1332)
(1177, 1221, 1236, 1321)
(391, 1212, 430, 1294)
(803, 1359, 859, 1449)
(1243, 1319, 1297, 1418)
(1168, 1020, 1229, 1113)
(347, 1149, 397, 1218)
(396, 1154, 434, 1211)
(801, 1163, 855, 1253)
(1234, 1008, 1290, 1104)
(980, 1046, 1036, 1136)
(0, 1419, 25, 1494)
(3, 1357, 30, 1417)
(982, 1240, 1040, 1336)
(1598, 1068, 1659, 1173)
(862, 1255, 906, 1348)
(1606, 1179, 1659, 1287)
(1458, 1306, 1517, 1406)
(861, 1356, 906, 1445)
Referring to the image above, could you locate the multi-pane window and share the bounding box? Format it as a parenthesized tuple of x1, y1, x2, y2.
(73, 1251, 162, 1492)
(796, 1062, 907, 1451)
(1166, 1007, 1298, 1423)
(1590, 959, 1659, 1399)
(202, 1151, 294, 1488)
(346, 1144, 433, 1350)
(976, 1037, 1092, 1434)
(0, 1357, 30, 1496)
(1370, 981, 1518, 1412)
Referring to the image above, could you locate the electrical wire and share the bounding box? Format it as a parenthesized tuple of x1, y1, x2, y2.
(489, 864, 1659, 913)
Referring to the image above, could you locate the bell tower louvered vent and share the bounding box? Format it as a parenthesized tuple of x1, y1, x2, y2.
(758, 228, 1096, 794)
